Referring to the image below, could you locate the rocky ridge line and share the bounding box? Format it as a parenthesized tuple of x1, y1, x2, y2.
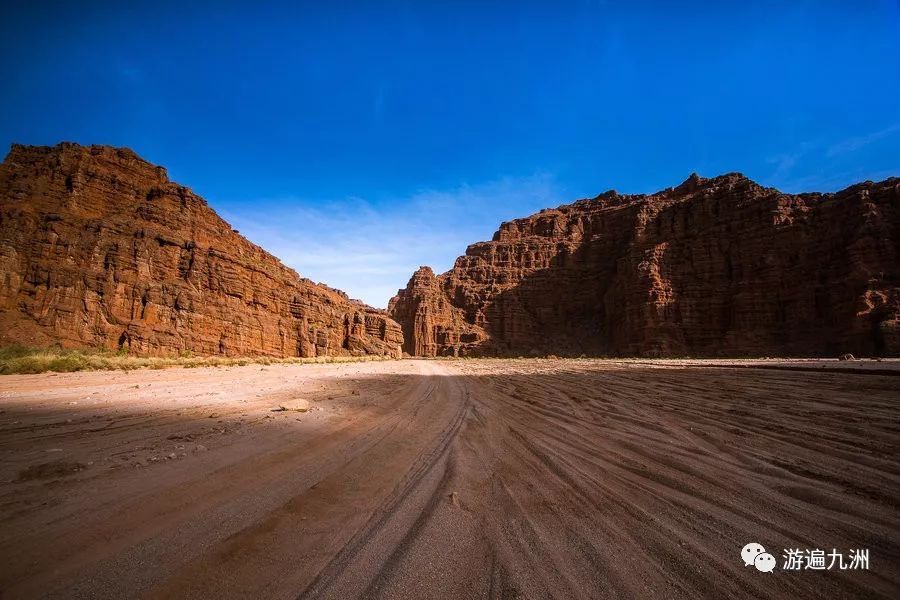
(0, 142, 403, 358)
(389, 173, 899, 357)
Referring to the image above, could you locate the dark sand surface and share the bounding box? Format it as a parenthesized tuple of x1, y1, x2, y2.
(0, 359, 897, 599)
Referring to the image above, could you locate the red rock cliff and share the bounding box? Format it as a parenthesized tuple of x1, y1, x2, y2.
(389, 173, 900, 357)
(0, 143, 403, 358)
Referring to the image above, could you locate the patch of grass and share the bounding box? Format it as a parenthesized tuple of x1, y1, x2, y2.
(0, 345, 396, 375)
(0, 343, 43, 361)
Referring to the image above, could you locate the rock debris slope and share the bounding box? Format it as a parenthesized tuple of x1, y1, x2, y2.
(389, 173, 899, 357)
(0, 143, 402, 357)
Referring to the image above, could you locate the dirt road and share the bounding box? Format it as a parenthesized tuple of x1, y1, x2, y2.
(0, 359, 897, 598)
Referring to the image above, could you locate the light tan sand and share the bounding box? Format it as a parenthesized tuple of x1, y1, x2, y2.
(0, 359, 897, 598)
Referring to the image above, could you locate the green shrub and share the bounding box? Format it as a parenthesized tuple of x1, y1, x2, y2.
(48, 354, 88, 373)
(0, 344, 37, 361)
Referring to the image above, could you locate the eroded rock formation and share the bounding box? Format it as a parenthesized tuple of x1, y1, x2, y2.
(0, 143, 403, 357)
(387, 266, 487, 357)
(390, 173, 900, 357)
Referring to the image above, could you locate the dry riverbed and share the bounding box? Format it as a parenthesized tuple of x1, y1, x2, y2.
(0, 358, 898, 598)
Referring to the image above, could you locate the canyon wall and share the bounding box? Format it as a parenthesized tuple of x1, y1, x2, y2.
(0, 143, 402, 358)
(390, 173, 900, 357)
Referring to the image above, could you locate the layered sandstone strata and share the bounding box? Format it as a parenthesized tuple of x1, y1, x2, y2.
(387, 266, 487, 357)
(390, 173, 899, 357)
(0, 143, 402, 357)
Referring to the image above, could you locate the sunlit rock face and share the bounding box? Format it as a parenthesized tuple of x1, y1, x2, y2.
(0, 142, 403, 358)
(390, 173, 900, 357)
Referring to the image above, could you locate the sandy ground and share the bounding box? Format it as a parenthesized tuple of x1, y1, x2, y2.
(0, 358, 897, 599)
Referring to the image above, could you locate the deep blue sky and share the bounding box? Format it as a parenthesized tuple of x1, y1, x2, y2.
(2, 1, 899, 306)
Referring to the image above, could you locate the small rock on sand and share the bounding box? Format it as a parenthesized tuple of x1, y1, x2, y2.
(272, 399, 310, 412)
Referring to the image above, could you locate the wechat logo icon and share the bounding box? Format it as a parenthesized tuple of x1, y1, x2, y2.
(742, 543, 776, 573)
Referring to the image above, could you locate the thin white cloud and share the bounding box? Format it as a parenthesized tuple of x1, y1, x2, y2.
(766, 151, 800, 180)
(765, 140, 818, 184)
(763, 130, 899, 192)
(827, 123, 900, 157)
(220, 173, 563, 308)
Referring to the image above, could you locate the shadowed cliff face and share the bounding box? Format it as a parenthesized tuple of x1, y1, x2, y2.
(390, 173, 900, 357)
(0, 143, 403, 358)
